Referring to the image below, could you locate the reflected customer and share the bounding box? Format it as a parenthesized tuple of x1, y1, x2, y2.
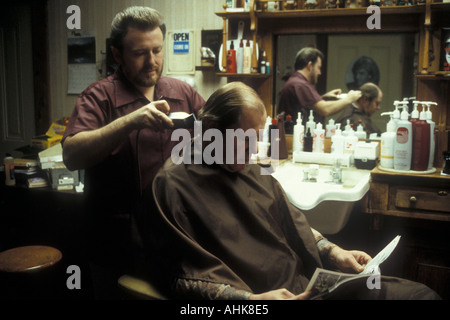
(336, 82, 382, 136)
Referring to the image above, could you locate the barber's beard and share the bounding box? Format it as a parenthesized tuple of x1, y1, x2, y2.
(135, 65, 162, 87)
(310, 70, 318, 86)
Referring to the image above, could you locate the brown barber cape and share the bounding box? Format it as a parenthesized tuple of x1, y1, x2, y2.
(138, 159, 322, 298)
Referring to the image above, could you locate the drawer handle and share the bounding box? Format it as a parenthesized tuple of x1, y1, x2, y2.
(410, 196, 417, 203)
(438, 191, 448, 197)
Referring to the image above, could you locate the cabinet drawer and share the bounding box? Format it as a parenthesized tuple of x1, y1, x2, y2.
(395, 187, 450, 213)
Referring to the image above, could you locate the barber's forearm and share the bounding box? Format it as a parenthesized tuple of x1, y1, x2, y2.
(175, 278, 251, 300)
(62, 116, 134, 170)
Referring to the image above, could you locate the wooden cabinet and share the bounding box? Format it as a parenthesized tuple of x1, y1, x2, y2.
(367, 167, 450, 299)
(215, 1, 450, 163)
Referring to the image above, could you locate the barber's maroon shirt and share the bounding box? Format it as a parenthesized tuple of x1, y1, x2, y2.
(278, 72, 323, 126)
(63, 70, 205, 215)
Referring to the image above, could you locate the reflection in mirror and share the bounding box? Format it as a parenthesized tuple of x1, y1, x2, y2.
(275, 33, 418, 135)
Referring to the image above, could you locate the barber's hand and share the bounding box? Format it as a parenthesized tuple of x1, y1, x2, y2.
(329, 246, 372, 274)
(128, 100, 174, 131)
(322, 89, 342, 100)
(249, 288, 313, 300)
(346, 90, 362, 103)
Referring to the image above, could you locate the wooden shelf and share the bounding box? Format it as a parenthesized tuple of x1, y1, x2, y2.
(216, 72, 271, 78)
(216, 4, 426, 19)
(416, 72, 450, 80)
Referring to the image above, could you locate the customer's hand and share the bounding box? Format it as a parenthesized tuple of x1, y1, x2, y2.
(249, 288, 313, 300)
(329, 246, 372, 274)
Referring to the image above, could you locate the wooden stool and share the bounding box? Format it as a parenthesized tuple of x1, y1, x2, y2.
(0, 245, 63, 299)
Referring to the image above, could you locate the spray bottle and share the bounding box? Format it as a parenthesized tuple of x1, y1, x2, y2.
(293, 112, 304, 153)
(411, 103, 430, 171)
(393, 102, 412, 171)
(380, 112, 396, 169)
(425, 102, 437, 169)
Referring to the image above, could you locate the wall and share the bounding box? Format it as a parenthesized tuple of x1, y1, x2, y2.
(47, 0, 226, 121)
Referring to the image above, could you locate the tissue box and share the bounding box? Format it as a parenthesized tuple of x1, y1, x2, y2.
(354, 141, 379, 169)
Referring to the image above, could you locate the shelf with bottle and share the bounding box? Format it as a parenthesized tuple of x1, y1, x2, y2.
(216, 1, 427, 18)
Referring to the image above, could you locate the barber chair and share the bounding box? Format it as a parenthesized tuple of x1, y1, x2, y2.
(0, 245, 63, 299)
(118, 274, 167, 300)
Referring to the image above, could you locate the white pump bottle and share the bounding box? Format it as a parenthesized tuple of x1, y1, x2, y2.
(380, 112, 396, 169)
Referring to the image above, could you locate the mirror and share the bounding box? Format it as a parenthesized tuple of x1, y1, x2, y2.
(275, 33, 418, 134)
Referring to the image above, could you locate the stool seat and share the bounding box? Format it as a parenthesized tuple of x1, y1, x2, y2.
(0, 245, 62, 273)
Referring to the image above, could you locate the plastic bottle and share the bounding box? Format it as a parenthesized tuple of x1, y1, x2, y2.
(303, 127, 313, 152)
(265, 62, 270, 74)
(4, 154, 15, 186)
(344, 129, 358, 155)
(268, 117, 278, 157)
(380, 112, 396, 169)
(313, 122, 325, 153)
(343, 119, 353, 137)
(293, 112, 304, 153)
(355, 120, 367, 140)
(392, 100, 401, 128)
(393, 105, 412, 171)
(226, 40, 237, 73)
(410, 101, 420, 125)
(325, 118, 336, 138)
(331, 124, 345, 155)
(243, 38, 251, 74)
(425, 102, 437, 169)
(260, 50, 267, 74)
(411, 106, 430, 171)
(236, 38, 244, 74)
(305, 110, 316, 134)
(262, 116, 271, 144)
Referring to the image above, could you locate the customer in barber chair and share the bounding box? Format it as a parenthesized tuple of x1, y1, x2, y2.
(137, 82, 440, 300)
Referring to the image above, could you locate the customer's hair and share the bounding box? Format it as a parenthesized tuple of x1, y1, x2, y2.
(359, 82, 380, 102)
(294, 47, 324, 70)
(110, 6, 166, 50)
(198, 82, 264, 132)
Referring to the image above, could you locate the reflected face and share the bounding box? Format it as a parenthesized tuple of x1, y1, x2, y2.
(310, 57, 322, 85)
(355, 68, 372, 87)
(363, 89, 382, 116)
(113, 26, 164, 89)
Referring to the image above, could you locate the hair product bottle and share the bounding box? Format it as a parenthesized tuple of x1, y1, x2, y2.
(411, 105, 430, 171)
(226, 41, 236, 73)
(293, 112, 304, 153)
(393, 105, 412, 171)
(331, 124, 345, 155)
(243, 38, 251, 74)
(303, 128, 313, 152)
(425, 102, 437, 169)
(380, 112, 396, 169)
(313, 122, 325, 153)
(236, 38, 244, 74)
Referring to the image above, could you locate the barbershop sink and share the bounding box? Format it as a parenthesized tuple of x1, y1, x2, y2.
(272, 161, 371, 235)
